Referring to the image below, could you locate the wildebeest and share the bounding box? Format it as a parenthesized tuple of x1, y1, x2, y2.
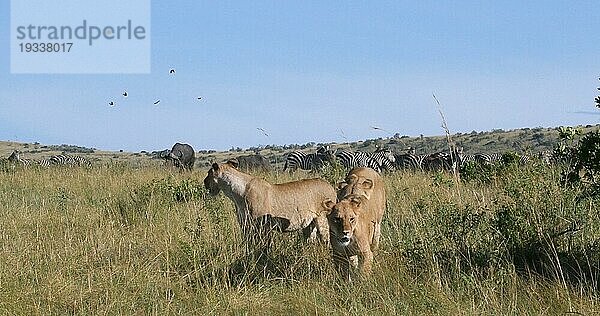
(167, 143, 196, 171)
(228, 154, 272, 172)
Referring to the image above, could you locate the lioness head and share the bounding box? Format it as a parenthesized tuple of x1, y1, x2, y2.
(337, 174, 374, 200)
(324, 195, 365, 247)
(204, 161, 237, 196)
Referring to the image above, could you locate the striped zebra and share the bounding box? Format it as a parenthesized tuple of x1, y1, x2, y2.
(519, 152, 553, 165)
(473, 153, 503, 165)
(7, 150, 32, 166)
(393, 152, 422, 171)
(515, 153, 530, 165)
(370, 148, 396, 171)
(421, 152, 454, 172)
(283, 146, 335, 172)
(48, 154, 92, 167)
(452, 151, 498, 170)
(37, 158, 54, 167)
(458, 153, 477, 165)
(335, 150, 388, 172)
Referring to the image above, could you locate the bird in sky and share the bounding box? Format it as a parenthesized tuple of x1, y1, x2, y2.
(340, 129, 348, 141)
(154, 100, 161, 105)
(122, 91, 128, 98)
(257, 127, 269, 137)
(108, 101, 115, 107)
(371, 126, 391, 134)
(169, 68, 175, 74)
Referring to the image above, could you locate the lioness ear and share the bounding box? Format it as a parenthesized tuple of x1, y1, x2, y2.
(212, 163, 219, 171)
(226, 159, 239, 169)
(322, 199, 336, 211)
(361, 179, 373, 190)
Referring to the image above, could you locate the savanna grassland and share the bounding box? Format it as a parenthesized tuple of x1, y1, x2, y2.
(1, 156, 599, 315)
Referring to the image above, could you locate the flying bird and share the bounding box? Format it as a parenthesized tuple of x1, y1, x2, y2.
(371, 126, 391, 133)
(197, 97, 202, 101)
(257, 127, 269, 137)
(340, 129, 348, 141)
(122, 91, 128, 98)
(108, 101, 115, 107)
(169, 68, 175, 74)
(154, 100, 161, 105)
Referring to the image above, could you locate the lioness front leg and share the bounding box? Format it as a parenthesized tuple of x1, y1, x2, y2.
(371, 221, 381, 251)
(314, 215, 330, 246)
(358, 240, 374, 277)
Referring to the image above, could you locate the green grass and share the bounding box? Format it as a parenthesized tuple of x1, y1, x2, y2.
(0, 162, 599, 314)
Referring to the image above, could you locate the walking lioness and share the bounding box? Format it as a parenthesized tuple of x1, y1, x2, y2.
(325, 167, 386, 280)
(203, 161, 335, 244)
(337, 167, 386, 251)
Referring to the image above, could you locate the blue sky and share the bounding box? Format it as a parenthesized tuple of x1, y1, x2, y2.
(1, 1, 599, 151)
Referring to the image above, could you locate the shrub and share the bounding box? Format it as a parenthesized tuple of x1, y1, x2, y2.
(556, 126, 600, 196)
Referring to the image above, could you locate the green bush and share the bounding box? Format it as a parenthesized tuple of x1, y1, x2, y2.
(557, 127, 600, 197)
(147, 176, 206, 202)
(460, 161, 496, 183)
(317, 159, 347, 185)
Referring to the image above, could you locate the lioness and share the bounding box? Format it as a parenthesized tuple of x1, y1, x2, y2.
(325, 167, 386, 280)
(336, 167, 385, 251)
(203, 161, 335, 244)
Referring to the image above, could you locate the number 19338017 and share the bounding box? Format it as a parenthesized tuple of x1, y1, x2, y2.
(18, 42, 73, 53)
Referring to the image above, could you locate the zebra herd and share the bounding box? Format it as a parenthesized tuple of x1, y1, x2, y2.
(6, 150, 91, 167)
(284, 146, 556, 173)
(335, 149, 396, 172)
(284, 146, 397, 172)
(5, 145, 556, 173)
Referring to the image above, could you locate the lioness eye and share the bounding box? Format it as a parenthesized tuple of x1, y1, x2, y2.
(349, 217, 355, 224)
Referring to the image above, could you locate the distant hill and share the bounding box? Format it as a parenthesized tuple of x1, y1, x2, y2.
(197, 124, 600, 168)
(2, 124, 599, 168)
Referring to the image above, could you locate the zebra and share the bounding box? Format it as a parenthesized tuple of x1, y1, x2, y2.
(459, 153, 477, 165)
(519, 152, 554, 165)
(451, 151, 502, 171)
(515, 153, 530, 165)
(48, 154, 92, 167)
(7, 150, 32, 166)
(421, 152, 454, 172)
(335, 150, 384, 172)
(421, 147, 463, 173)
(394, 152, 422, 171)
(370, 148, 396, 172)
(37, 158, 54, 167)
(473, 153, 503, 165)
(283, 146, 335, 172)
(448, 147, 477, 169)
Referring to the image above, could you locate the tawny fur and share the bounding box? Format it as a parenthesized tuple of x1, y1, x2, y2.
(336, 167, 386, 251)
(326, 167, 386, 280)
(204, 162, 335, 244)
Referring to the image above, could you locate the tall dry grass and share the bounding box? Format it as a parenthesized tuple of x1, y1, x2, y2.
(0, 161, 599, 314)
